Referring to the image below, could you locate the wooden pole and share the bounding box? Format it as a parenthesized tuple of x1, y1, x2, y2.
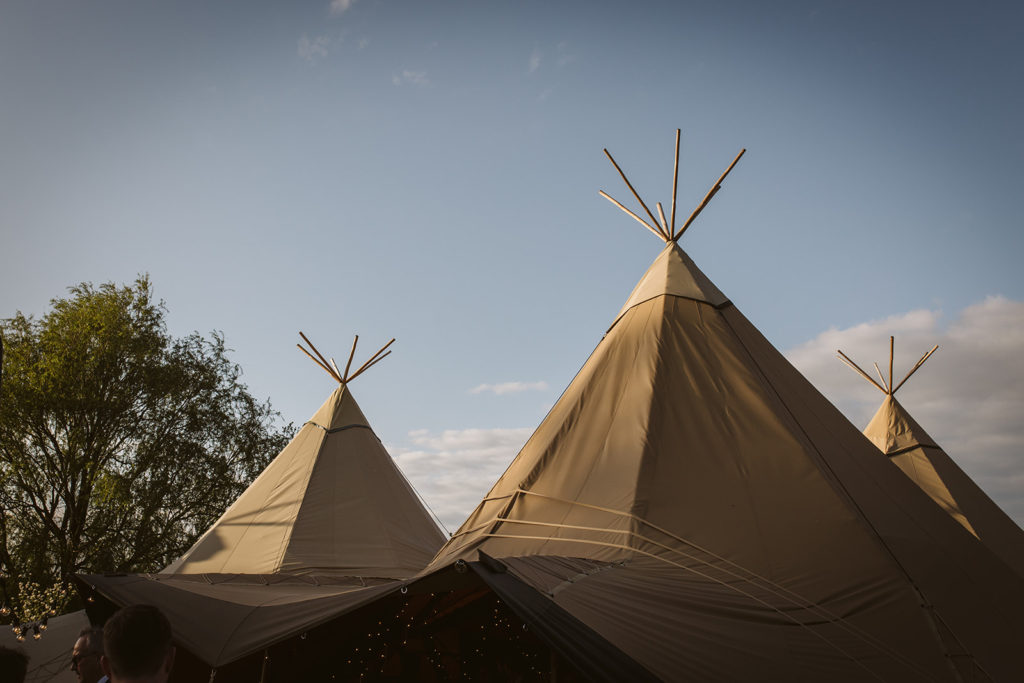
(347, 350, 392, 383)
(297, 344, 341, 382)
(670, 129, 680, 239)
(892, 345, 939, 394)
(343, 335, 359, 382)
(599, 191, 667, 242)
(348, 338, 396, 382)
(656, 202, 668, 233)
(363, 338, 396, 368)
(603, 148, 670, 240)
(677, 148, 746, 237)
(888, 337, 894, 396)
(873, 363, 889, 393)
(330, 358, 343, 381)
(836, 351, 888, 394)
(299, 332, 335, 378)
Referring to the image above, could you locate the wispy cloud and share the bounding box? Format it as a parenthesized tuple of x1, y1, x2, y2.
(392, 70, 430, 87)
(390, 427, 533, 531)
(786, 296, 1024, 525)
(297, 34, 331, 64)
(528, 47, 542, 73)
(469, 381, 548, 395)
(329, 0, 358, 16)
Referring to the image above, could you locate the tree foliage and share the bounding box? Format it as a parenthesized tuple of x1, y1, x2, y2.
(0, 277, 292, 612)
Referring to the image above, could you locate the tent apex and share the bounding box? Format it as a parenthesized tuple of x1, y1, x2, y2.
(297, 332, 395, 385)
(600, 131, 745, 244)
(837, 338, 939, 396)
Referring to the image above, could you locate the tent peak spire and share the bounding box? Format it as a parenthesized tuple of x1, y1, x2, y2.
(296, 332, 395, 385)
(836, 336, 939, 396)
(599, 129, 745, 243)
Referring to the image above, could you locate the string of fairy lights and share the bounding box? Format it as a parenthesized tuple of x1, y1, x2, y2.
(1, 574, 65, 642)
(324, 593, 548, 680)
(249, 590, 555, 681)
(1, 602, 57, 642)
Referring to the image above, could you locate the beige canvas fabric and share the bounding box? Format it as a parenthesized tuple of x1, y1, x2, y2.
(427, 241, 1024, 681)
(611, 241, 729, 325)
(864, 394, 1024, 578)
(165, 383, 445, 578)
(79, 573, 398, 667)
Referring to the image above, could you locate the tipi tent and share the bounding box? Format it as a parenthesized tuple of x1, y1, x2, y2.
(79, 335, 446, 675)
(418, 132, 1024, 681)
(838, 339, 1024, 579)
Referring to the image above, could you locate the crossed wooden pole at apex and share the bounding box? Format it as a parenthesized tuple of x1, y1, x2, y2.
(837, 336, 939, 396)
(296, 332, 394, 385)
(599, 129, 746, 243)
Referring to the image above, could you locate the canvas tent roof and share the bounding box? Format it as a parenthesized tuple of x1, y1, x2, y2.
(163, 380, 444, 578)
(82, 337, 446, 669)
(424, 135, 1024, 681)
(838, 341, 1024, 580)
(77, 573, 398, 668)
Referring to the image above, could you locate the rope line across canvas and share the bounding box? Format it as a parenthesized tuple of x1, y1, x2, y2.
(448, 488, 936, 679)
(479, 531, 917, 681)
(484, 520, 931, 678)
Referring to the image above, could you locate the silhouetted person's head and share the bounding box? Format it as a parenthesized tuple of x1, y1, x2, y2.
(101, 605, 175, 683)
(71, 626, 105, 683)
(0, 645, 29, 683)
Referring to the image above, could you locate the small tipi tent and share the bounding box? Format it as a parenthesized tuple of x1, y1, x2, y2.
(421, 132, 1024, 681)
(163, 333, 444, 578)
(80, 335, 446, 674)
(838, 338, 1024, 579)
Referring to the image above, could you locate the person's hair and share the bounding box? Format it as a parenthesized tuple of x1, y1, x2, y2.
(103, 605, 173, 678)
(0, 645, 29, 683)
(79, 625, 105, 654)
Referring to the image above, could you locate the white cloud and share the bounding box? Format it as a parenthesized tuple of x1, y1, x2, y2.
(329, 0, 357, 16)
(298, 34, 331, 64)
(392, 70, 429, 87)
(469, 381, 548, 395)
(785, 296, 1024, 525)
(529, 47, 542, 73)
(390, 427, 533, 532)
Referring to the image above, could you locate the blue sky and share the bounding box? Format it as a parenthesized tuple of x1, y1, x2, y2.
(2, 0, 1022, 530)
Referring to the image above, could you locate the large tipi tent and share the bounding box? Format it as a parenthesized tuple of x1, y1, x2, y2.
(79, 335, 446, 674)
(420, 133, 1024, 681)
(838, 339, 1024, 579)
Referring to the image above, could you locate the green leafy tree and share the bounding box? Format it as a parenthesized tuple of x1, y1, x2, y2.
(0, 277, 292, 614)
